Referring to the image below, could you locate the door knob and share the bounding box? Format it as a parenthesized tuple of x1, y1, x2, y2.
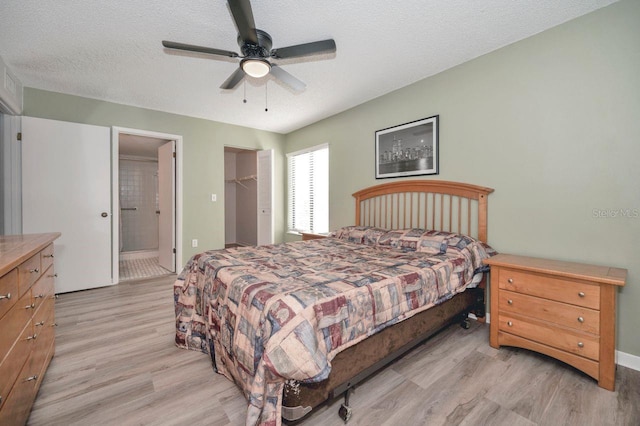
(101, 212, 108, 217)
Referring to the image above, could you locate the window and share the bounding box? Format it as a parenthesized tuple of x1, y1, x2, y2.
(287, 144, 328, 234)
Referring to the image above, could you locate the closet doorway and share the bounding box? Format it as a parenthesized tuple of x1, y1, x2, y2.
(225, 147, 258, 247)
(224, 146, 274, 247)
(117, 132, 177, 281)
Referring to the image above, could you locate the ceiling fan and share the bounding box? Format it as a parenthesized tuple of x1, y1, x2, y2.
(162, 0, 336, 92)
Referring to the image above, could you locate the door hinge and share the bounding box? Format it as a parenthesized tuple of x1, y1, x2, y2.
(172, 152, 176, 158)
(172, 248, 176, 254)
(16, 132, 21, 141)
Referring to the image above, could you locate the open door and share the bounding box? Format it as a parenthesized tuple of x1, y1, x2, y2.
(158, 140, 175, 272)
(257, 149, 273, 245)
(22, 117, 113, 293)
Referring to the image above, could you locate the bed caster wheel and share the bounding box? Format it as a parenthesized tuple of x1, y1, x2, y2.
(461, 318, 471, 329)
(338, 403, 352, 423)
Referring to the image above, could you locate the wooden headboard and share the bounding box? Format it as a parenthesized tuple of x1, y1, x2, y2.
(352, 180, 494, 243)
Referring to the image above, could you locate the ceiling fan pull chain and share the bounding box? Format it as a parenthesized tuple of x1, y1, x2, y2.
(265, 81, 268, 112)
(243, 80, 247, 104)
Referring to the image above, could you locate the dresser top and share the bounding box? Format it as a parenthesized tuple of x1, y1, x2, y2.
(484, 253, 626, 287)
(0, 233, 61, 276)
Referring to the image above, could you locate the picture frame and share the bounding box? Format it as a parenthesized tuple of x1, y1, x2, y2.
(375, 115, 439, 179)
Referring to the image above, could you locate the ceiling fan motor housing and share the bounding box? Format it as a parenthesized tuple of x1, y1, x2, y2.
(238, 29, 272, 58)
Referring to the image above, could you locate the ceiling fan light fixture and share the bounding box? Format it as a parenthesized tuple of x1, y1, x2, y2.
(241, 58, 271, 78)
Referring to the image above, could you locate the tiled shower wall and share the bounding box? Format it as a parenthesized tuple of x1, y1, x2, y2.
(119, 159, 159, 252)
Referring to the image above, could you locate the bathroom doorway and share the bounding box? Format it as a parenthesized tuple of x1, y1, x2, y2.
(117, 132, 177, 281)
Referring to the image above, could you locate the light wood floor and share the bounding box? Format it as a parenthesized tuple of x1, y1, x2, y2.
(28, 275, 639, 426)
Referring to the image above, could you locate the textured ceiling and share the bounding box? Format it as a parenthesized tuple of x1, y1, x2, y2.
(0, 0, 617, 134)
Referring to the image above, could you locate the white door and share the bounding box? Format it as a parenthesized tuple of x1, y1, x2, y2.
(257, 149, 273, 245)
(157, 141, 175, 272)
(22, 117, 112, 293)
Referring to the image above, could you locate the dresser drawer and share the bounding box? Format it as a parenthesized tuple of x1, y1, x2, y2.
(0, 323, 33, 412)
(499, 314, 599, 361)
(32, 269, 55, 313)
(0, 351, 41, 426)
(33, 296, 55, 354)
(498, 268, 600, 310)
(0, 269, 19, 320)
(18, 254, 42, 298)
(0, 291, 35, 362)
(499, 290, 600, 334)
(41, 244, 55, 274)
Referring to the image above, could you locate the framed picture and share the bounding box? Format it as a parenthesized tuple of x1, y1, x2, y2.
(375, 115, 439, 179)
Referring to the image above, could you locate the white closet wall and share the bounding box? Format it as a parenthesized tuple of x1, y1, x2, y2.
(235, 151, 257, 246)
(224, 151, 237, 245)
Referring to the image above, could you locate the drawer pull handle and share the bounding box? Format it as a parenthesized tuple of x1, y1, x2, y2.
(44, 254, 54, 258)
(26, 334, 37, 341)
(577, 342, 584, 348)
(48, 273, 59, 278)
(34, 293, 45, 299)
(507, 321, 513, 327)
(507, 299, 513, 305)
(507, 278, 514, 284)
(0, 293, 11, 300)
(25, 375, 38, 382)
(25, 303, 35, 309)
(35, 320, 45, 327)
(577, 316, 584, 323)
(29, 268, 40, 273)
(578, 292, 585, 298)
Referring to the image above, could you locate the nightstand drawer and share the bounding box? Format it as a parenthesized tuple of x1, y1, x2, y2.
(498, 269, 600, 310)
(499, 290, 599, 334)
(499, 314, 599, 361)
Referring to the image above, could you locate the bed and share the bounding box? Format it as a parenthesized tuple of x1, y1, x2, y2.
(174, 180, 495, 425)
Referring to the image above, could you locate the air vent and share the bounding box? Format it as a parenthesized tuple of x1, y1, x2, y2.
(0, 55, 23, 115)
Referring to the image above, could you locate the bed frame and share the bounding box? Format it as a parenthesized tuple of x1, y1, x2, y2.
(282, 180, 494, 423)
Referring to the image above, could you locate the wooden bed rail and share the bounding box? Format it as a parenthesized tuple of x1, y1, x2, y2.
(352, 180, 494, 243)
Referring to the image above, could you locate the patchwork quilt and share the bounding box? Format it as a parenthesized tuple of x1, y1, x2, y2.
(174, 227, 495, 425)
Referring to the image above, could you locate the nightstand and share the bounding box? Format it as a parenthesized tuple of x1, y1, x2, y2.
(484, 254, 626, 391)
(301, 233, 327, 241)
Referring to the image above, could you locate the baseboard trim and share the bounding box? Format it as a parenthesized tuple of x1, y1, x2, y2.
(472, 313, 639, 372)
(617, 350, 640, 372)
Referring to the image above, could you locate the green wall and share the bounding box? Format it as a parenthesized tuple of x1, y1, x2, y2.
(23, 88, 286, 262)
(284, 0, 640, 357)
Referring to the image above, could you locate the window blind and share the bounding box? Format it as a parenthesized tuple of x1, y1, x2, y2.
(287, 144, 328, 234)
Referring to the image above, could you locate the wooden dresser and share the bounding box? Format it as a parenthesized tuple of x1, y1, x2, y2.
(484, 253, 626, 391)
(0, 233, 60, 425)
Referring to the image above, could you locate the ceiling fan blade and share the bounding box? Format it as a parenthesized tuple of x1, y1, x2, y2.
(228, 0, 258, 44)
(270, 39, 336, 59)
(220, 67, 246, 90)
(270, 65, 306, 92)
(162, 41, 239, 58)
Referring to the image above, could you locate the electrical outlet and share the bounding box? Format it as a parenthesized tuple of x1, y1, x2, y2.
(211, 194, 217, 202)
(191, 239, 198, 248)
